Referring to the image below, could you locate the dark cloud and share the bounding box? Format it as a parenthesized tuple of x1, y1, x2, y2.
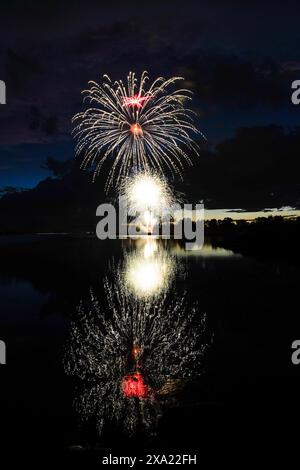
(0, 185, 28, 196)
(181, 125, 300, 208)
(180, 54, 292, 109)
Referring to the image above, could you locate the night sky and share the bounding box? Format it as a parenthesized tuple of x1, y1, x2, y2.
(0, 0, 300, 209)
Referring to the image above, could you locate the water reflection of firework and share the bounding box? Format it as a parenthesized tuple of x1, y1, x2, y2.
(64, 281, 209, 437)
(122, 238, 176, 298)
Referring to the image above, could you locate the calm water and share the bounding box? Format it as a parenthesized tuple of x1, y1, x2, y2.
(0, 235, 299, 464)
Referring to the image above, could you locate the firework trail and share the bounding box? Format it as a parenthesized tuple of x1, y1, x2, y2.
(72, 71, 201, 191)
(64, 278, 209, 437)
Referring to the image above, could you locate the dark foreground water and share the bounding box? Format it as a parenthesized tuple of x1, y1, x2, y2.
(0, 235, 300, 466)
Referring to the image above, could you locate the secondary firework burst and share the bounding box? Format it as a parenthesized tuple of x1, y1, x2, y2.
(72, 71, 201, 191)
(122, 171, 176, 213)
(64, 278, 209, 437)
(120, 171, 178, 234)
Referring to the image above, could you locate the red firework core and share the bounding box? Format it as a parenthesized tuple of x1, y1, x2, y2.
(122, 372, 149, 398)
(130, 123, 143, 137)
(123, 94, 148, 108)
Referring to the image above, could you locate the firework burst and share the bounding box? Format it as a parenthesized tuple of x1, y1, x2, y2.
(121, 171, 177, 215)
(64, 279, 209, 437)
(119, 171, 179, 234)
(72, 71, 201, 191)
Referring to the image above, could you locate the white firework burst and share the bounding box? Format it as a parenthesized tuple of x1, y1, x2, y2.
(120, 171, 177, 216)
(72, 71, 201, 191)
(119, 171, 180, 235)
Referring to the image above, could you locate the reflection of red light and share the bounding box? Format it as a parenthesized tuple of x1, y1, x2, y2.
(123, 94, 148, 108)
(122, 372, 149, 398)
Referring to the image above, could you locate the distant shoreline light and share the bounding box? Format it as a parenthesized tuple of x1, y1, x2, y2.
(170, 206, 300, 222)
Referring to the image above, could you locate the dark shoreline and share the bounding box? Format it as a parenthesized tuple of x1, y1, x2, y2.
(1, 215, 299, 264)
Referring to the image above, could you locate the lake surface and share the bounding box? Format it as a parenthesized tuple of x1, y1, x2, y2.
(0, 235, 299, 465)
